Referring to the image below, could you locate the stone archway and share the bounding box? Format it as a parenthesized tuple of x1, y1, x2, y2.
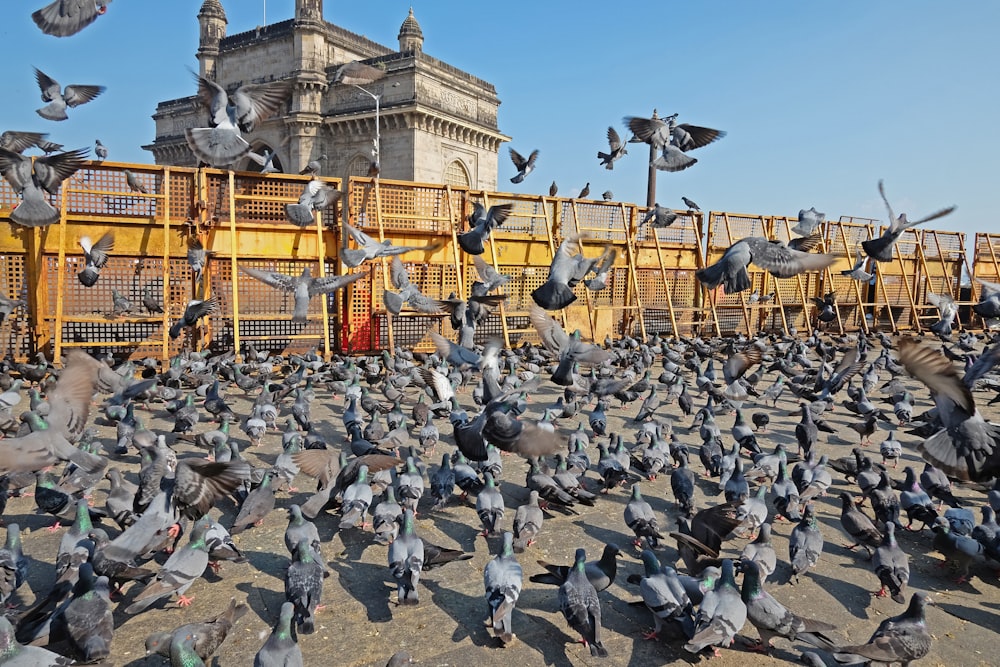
(444, 159, 470, 187)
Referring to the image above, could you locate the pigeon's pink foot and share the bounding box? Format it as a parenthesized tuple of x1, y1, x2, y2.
(176, 595, 194, 607)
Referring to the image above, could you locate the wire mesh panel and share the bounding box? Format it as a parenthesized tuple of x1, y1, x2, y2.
(974, 234, 1000, 283)
(0, 253, 29, 358)
(633, 209, 701, 246)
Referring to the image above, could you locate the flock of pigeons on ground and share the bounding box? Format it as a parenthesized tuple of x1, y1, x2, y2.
(3, 293, 1000, 664)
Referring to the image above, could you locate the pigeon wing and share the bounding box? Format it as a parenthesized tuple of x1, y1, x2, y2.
(307, 271, 365, 297)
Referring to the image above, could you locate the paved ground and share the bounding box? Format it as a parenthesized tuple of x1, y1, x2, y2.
(5, 337, 1000, 666)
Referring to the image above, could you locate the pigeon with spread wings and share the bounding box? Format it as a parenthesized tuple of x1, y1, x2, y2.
(240, 266, 364, 322)
(0, 146, 89, 227)
(185, 73, 293, 167)
(34, 68, 105, 121)
(458, 201, 513, 255)
(340, 222, 442, 268)
(863, 180, 956, 262)
(508, 148, 538, 184)
(32, 0, 111, 37)
(696, 237, 836, 295)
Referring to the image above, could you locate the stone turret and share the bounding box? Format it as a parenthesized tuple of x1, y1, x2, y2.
(197, 0, 227, 79)
(398, 8, 423, 53)
(295, 0, 323, 23)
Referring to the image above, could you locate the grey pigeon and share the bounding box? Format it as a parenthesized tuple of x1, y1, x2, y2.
(373, 486, 403, 545)
(94, 139, 107, 161)
(682, 196, 700, 211)
(740, 559, 835, 653)
(637, 550, 694, 641)
(144, 597, 248, 663)
(531, 543, 620, 591)
(125, 517, 214, 614)
(0, 146, 89, 226)
(597, 126, 627, 169)
(388, 510, 424, 605)
(231, 470, 276, 534)
(33, 0, 111, 37)
(639, 203, 678, 228)
(792, 207, 825, 237)
(254, 601, 304, 667)
(56, 565, 114, 662)
(684, 559, 747, 658)
(864, 180, 956, 262)
(873, 522, 909, 603)
(339, 464, 374, 530)
(512, 490, 543, 553)
(789, 503, 824, 582)
(186, 73, 292, 167)
(0, 350, 105, 475)
(840, 492, 882, 557)
(77, 231, 113, 287)
(240, 265, 364, 322)
(842, 247, 874, 282)
(285, 539, 324, 634)
(340, 222, 441, 268)
(0, 614, 73, 665)
(0, 524, 27, 606)
(458, 201, 513, 255)
(624, 483, 663, 549)
(476, 472, 505, 537)
(826, 592, 933, 666)
(509, 147, 538, 183)
(625, 113, 725, 171)
(558, 547, 608, 658)
(696, 236, 836, 294)
(34, 68, 105, 121)
(483, 531, 523, 645)
(169, 296, 218, 339)
(285, 177, 340, 226)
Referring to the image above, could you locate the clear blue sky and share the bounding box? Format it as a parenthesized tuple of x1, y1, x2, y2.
(3, 1, 996, 239)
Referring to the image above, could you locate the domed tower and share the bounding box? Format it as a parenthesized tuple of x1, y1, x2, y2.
(196, 0, 227, 79)
(295, 0, 323, 23)
(398, 8, 423, 53)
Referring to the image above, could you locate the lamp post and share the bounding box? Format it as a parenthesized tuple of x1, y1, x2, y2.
(352, 84, 382, 167)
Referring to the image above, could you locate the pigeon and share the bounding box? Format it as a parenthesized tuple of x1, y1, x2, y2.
(145, 597, 248, 663)
(639, 204, 678, 228)
(512, 490, 544, 553)
(284, 177, 340, 226)
(53, 564, 114, 662)
(231, 470, 276, 534)
(330, 60, 386, 85)
(531, 543, 621, 591)
(863, 180, 956, 262)
(696, 237, 837, 294)
(0, 146, 89, 226)
(840, 492, 882, 557)
(248, 146, 280, 173)
(240, 265, 364, 322)
(125, 517, 214, 614)
(34, 68, 105, 121)
(558, 548, 608, 658)
(0, 614, 73, 665)
(624, 483, 664, 548)
(682, 196, 700, 211)
(842, 247, 875, 282)
(926, 292, 958, 338)
(792, 207, 825, 237)
(597, 126, 628, 169)
(285, 539, 324, 634)
(32, 0, 111, 37)
(76, 231, 113, 287)
(169, 296, 219, 339)
(0, 524, 27, 607)
(973, 278, 1000, 319)
(388, 510, 424, 605)
(141, 284, 163, 315)
(789, 503, 824, 582)
(549, 181, 558, 196)
(0, 350, 105, 475)
(299, 154, 326, 176)
(254, 601, 304, 667)
(684, 559, 747, 658)
(0, 291, 26, 324)
(625, 113, 725, 171)
(531, 237, 614, 310)
(825, 592, 934, 666)
(483, 532, 523, 645)
(340, 222, 441, 268)
(740, 558, 835, 653)
(94, 139, 108, 161)
(530, 306, 611, 384)
(508, 147, 538, 183)
(897, 337, 1000, 481)
(476, 472, 505, 537)
(635, 550, 694, 641)
(458, 201, 513, 255)
(872, 522, 909, 603)
(185, 73, 293, 167)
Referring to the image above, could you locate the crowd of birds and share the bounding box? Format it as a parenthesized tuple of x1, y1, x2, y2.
(3, 293, 1000, 664)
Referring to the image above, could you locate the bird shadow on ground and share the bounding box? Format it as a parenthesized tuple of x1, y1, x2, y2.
(570, 519, 630, 556)
(810, 570, 872, 620)
(332, 559, 393, 623)
(421, 578, 497, 648)
(235, 580, 286, 625)
(936, 601, 1000, 632)
(424, 512, 481, 554)
(516, 610, 575, 667)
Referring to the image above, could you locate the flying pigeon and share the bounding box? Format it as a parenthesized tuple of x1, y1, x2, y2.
(0, 146, 89, 226)
(240, 265, 364, 322)
(32, 0, 111, 37)
(640, 204, 678, 228)
(169, 296, 219, 339)
(285, 177, 340, 226)
(340, 222, 441, 268)
(696, 237, 837, 294)
(508, 147, 538, 184)
(77, 231, 113, 287)
(863, 180, 956, 262)
(597, 126, 627, 169)
(792, 207, 825, 237)
(34, 68, 105, 121)
(458, 201, 513, 255)
(185, 73, 293, 167)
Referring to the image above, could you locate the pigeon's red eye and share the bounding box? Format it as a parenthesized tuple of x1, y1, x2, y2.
(98, 6, 107, 14)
